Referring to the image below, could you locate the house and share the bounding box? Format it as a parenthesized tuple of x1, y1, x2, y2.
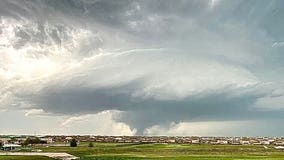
(65, 137, 73, 142)
(167, 139, 175, 143)
(1, 144, 21, 151)
(275, 146, 284, 150)
(40, 138, 54, 144)
(191, 139, 200, 144)
(260, 141, 270, 145)
(217, 140, 228, 144)
(275, 142, 284, 146)
(240, 141, 250, 145)
(0, 138, 10, 144)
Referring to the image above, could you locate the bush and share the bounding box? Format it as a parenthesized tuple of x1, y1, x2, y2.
(23, 137, 46, 146)
(70, 138, 77, 147)
(88, 142, 94, 147)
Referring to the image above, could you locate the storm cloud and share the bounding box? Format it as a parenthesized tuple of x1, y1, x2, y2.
(1, 0, 284, 135)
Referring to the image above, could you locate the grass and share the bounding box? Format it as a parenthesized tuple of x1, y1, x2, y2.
(29, 142, 284, 160)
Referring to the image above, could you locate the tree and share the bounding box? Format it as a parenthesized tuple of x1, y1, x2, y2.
(88, 142, 94, 147)
(0, 141, 3, 147)
(33, 137, 41, 144)
(70, 138, 77, 147)
(23, 137, 32, 146)
(23, 137, 42, 146)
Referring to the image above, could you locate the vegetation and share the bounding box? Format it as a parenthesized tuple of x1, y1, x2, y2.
(70, 138, 78, 147)
(23, 137, 46, 146)
(30, 142, 284, 160)
(88, 142, 94, 147)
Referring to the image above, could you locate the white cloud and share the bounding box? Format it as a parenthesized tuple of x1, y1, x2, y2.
(24, 109, 45, 116)
(46, 48, 260, 102)
(144, 120, 284, 137)
(61, 110, 136, 135)
(0, 110, 136, 135)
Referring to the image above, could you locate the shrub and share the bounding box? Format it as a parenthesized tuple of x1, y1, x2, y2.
(88, 142, 94, 147)
(70, 138, 77, 147)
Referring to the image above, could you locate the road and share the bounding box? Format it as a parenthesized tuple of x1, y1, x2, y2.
(0, 152, 79, 160)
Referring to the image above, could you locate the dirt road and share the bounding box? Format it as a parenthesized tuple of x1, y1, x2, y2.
(0, 152, 79, 160)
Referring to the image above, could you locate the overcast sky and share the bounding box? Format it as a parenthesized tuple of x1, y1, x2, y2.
(1, 0, 284, 136)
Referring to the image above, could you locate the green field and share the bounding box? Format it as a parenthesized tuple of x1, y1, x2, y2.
(36, 143, 284, 159)
(1, 143, 284, 159)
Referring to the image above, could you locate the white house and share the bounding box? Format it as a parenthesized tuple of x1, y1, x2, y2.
(275, 146, 284, 150)
(240, 140, 250, 145)
(1, 144, 21, 151)
(217, 140, 228, 144)
(191, 139, 200, 144)
(261, 141, 270, 145)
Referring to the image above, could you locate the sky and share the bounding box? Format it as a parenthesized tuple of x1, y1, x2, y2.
(1, 0, 284, 136)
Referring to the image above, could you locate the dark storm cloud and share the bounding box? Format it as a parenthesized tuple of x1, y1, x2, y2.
(2, 0, 284, 135)
(18, 48, 281, 133)
(24, 74, 283, 134)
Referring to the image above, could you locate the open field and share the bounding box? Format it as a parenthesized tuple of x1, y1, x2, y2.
(23, 142, 284, 160)
(1, 143, 284, 159)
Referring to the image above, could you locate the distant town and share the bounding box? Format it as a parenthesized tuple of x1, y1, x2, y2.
(1, 135, 284, 146)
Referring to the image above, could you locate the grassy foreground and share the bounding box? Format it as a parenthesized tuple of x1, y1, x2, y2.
(30, 142, 284, 160)
(1, 143, 284, 159)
